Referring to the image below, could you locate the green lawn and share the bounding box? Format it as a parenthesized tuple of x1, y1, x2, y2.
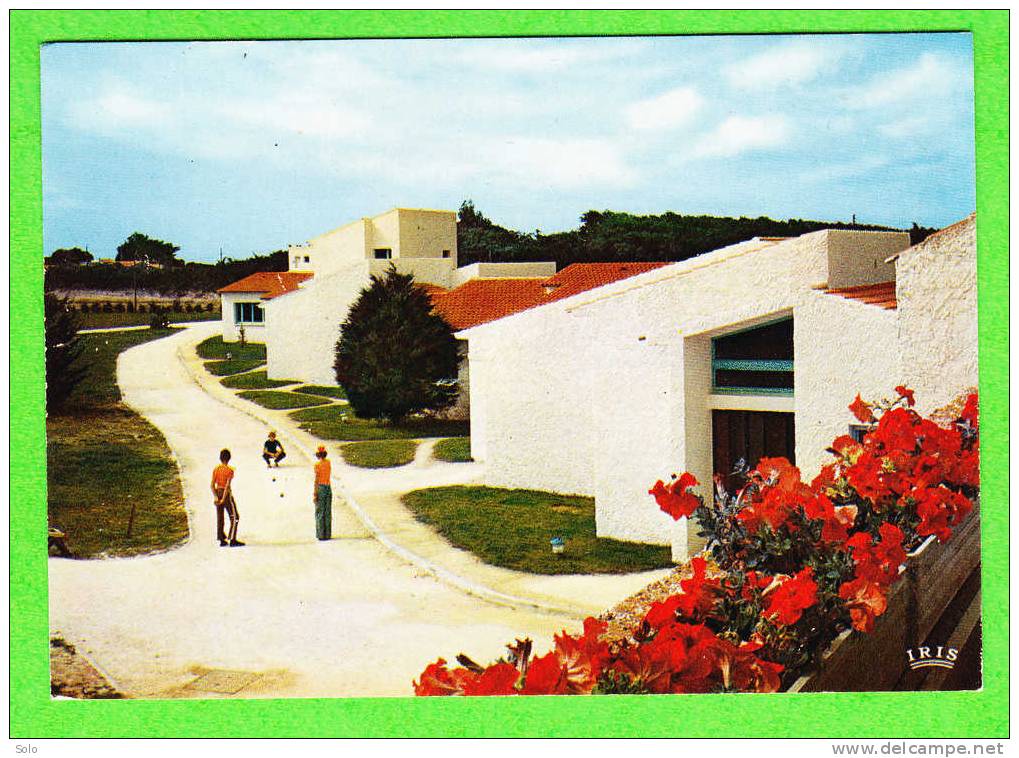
(204, 359, 265, 376)
(432, 437, 472, 463)
(77, 310, 220, 329)
(196, 335, 266, 362)
(294, 384, 347, 399)
(48, 328, 188, 558)
(401, 486, 674, 575)
(289, 405, 469, 441)
(341, 440, 419, 468)
(221, 370, 299, 390)
(237, 389, 332, 410)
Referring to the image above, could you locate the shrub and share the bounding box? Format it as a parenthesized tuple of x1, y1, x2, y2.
(171, 299, 182, 312)
(149, 311, 170, 330)
(44, 293, 86, 410)
(102, 302, 114, 313)
(184, 303, 194, 313)
(126, 301, 136, 313)
(335, 266, 459, 422)
(114, 302, 125, 313)
(415, 389, 980, 696)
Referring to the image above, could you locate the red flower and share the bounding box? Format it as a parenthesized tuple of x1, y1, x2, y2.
(649, 472, 700, 521)
(849, 394, 875, 423)
(709, 637, 784, 693)
(894, 385, 916, 407)
(804, 493, 857, 544)
(871, 407, 919, 455)
(461, 662, 521, 696)
(846, 523, 906, 585)
(839, 576, 888, 633)
(763, 567, 818, 626)
(413, 658, 464, 696)
(960, 393, 979, 429)
(521, 652, 568, 695)
(549, 617, 610, 694)
(910, 486, 973, 543)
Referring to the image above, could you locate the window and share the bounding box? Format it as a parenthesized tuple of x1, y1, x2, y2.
(711, 317, 793, 395)
(442, 250, 451, 259)
(233, 301, 264, 324)
(373, 248, 392, 260)
(303, 256, 310, 264)
(848, 424, 871, 443)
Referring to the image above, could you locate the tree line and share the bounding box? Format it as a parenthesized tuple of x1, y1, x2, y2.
(456, 201, 937, 268)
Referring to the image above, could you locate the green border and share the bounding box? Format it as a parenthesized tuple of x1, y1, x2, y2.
(11, 10, 1008, 738)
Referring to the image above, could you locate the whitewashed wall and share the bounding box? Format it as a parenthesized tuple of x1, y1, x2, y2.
(264, 261, 371, 384)
(896, 216, 978, 415)
(220, 292, 268, 343)
(794, 292, 901, 477)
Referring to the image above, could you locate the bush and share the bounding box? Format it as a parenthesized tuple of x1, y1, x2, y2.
(126, 301, 135, 313)
(149, 311, 171, 330)
(172, 299, 182, 312)
(102, 302, 114, 313)
(184, 303, 194, 313)
(335, 267, 459, 422)
(114, 302, 125, 313)
(44, 293, 86, 409)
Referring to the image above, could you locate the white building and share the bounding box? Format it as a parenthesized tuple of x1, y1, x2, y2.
(458, 215, 977, 560)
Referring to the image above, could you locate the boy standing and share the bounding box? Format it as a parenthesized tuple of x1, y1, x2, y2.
(313, 445, 332, 541)
(211, 448, 244, 547)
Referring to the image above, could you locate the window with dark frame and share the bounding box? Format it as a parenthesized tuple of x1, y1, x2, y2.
(373, 248, 392, 259)
(233, 301, 265, 324)
(711, 317, 794, 396)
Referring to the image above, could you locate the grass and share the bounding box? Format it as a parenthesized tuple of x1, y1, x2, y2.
(340, 440, 419, 468)
(294, 384, 347, 399)
(196, 335, 266, 362)
(401, 486, 674, 575)
(237, 390, 332, 410)
(432, 437, 472, 463)
(221, 370, 299, 390)
(77, 310, 220, 330)
(289, 405, 469, 441)
(48, 328, 188, 558)
(204, 359, 265, 376)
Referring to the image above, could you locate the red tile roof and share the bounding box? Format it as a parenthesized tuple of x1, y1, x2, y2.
(540, 262, 669, 303)
(431, 279, 548, 331)
(431, 262, 667, 330)
(826, 281, 897, 310)
(217, 271, 314, 300)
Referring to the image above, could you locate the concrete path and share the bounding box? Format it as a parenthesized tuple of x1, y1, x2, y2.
(49, 324, 578, 698)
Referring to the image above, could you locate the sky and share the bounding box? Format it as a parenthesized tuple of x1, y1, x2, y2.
(41, 33, 975, 263)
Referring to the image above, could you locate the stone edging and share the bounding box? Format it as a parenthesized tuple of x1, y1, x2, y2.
(174, 337, 586, 620)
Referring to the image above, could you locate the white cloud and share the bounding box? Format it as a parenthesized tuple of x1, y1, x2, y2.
(226, 96, 371, 140)
(69, 87, 172, 133)
(848, 53, 968, 109)
(456, 40, 645, 73)
(482, 136, 636, 189)
(624, 87, 704, 131)
(877, 116, 932, 139)
(692, 115, 791, 158)
(725, 42, 835, 90)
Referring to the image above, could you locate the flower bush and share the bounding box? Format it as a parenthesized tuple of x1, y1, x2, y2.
(414, 388, 978, 696)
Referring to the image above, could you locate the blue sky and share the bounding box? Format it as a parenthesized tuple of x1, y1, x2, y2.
(41, 33, 975, 263)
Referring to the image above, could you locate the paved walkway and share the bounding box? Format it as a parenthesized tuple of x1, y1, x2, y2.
(48, 322, 670, 698)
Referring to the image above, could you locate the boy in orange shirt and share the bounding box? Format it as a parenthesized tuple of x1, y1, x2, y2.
(313, 445, 332, 541)
(211, 448, 244, 547)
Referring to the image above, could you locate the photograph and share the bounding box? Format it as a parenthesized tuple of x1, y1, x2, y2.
(11, 8, 1008, 742)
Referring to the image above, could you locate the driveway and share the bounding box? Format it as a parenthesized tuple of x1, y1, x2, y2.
(48, 324, 574, 698)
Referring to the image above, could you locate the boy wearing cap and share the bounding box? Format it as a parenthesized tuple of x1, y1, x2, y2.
(313, 446, 332, 541)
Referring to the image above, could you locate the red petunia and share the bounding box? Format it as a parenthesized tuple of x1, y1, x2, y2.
(763, 567, 818, 626)
(461, 662, 521, 696)
(894, 385, 916, 407)
(709, 637, 784, 693)
(960, 393, 979, 429)
(649, 472, 701, 521)
(849, 394, 875, 423)
(846, 523, 906, 585)
(521, 652, 568, 695)
(549, 617, 611, 694)
(839, 576, 888, 633)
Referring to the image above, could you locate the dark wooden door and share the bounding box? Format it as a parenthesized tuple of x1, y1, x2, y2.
(712, 410, 795, 494)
